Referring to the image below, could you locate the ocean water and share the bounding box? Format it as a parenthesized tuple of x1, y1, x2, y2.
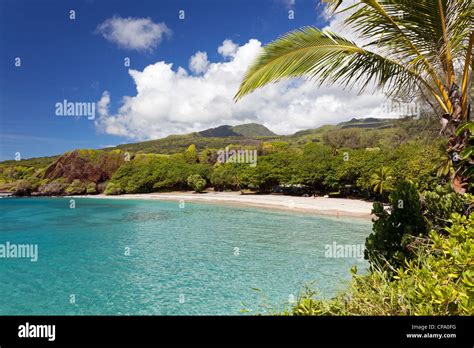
(0, 197, 371, 315)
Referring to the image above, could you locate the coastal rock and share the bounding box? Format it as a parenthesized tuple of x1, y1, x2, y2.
(43, 150, 125, 184)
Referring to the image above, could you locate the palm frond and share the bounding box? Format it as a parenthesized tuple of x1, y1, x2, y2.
(236, 0, 473, 119)
(234, 27, 431, 101)
(339, 0, 455, 110)
(322, 0, 344, 13)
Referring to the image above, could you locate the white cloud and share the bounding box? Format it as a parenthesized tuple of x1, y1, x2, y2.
(322, 1, 366, 45)
(96, 16, 171, 51)
(97, 91, 110, 117)
(96, 37, 390, 140)
(189, 51, 209, 74)
(217, 39, 239, 59)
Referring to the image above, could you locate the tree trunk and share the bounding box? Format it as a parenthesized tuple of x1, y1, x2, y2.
(445, 83, 471, 193)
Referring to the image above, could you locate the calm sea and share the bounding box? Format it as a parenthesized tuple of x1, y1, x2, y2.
(0, 197, 371, 315)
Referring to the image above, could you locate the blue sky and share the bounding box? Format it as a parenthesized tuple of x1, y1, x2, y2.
(0, 0, 384, 160)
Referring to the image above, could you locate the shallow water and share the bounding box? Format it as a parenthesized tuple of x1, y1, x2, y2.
(0, 197, 371, 315)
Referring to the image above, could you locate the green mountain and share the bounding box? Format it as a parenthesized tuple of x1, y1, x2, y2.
(0, 118, 398, 166)
(198, 125, 241, 137)
(230, 123, 276, 137)
(198, 123, 276, 137)
(338, 117, 395, 129)
(110, 119, 399, 154)
(110, 123, 278, 155)
(111, 133, 279, 155)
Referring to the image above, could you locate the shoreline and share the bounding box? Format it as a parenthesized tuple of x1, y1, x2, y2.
(72, 191, 374, 219)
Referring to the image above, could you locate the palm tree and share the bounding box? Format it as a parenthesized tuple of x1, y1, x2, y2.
(235, 0, 473, 192)
(454, 120, 474, 181)
(370, 166, 394, 195)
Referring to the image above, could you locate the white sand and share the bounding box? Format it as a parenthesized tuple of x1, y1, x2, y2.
(78, 191, 373, 219)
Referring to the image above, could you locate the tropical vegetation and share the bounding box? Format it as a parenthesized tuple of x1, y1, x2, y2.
(0, 118, 450, 198)
(235, 0, 473, 193)
(232, 0, 473, 315)
(0, 0, 472, 317)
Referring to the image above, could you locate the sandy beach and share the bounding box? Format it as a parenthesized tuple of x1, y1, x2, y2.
(78, 191, 374, 219)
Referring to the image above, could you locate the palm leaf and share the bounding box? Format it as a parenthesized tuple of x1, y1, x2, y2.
(234, 27, 431, 101)
(455, 121, 474, 135)
(236, 0, 473, 117)
(331, 0, 458, 110)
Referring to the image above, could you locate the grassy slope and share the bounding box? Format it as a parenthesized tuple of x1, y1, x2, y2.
(0, 118, 396, 166)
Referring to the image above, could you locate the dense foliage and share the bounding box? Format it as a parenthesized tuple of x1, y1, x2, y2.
(187, 174, 206, 193)
(423, 185, 468, 232)
(366, 181, 428, 270)
(290, 213, 473, 316)
(0, 135, 448, 198)
(284, 182, 474, 316)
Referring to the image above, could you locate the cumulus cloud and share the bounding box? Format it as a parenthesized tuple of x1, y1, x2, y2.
(96, 37, 390, 140)
(97, 91, 110, 117)
(189, 51, 210, 74)
(217, 39, 239, 59)
(96, 16, 171, 51)
(321, 1, 366, 44)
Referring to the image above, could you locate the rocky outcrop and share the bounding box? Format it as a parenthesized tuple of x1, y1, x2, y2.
(43, 149, 125, 184)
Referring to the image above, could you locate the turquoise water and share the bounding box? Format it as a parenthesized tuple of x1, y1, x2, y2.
(0, 197, 371, 315)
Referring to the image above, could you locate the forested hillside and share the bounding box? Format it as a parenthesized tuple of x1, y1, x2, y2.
(0, 116, 449, 198)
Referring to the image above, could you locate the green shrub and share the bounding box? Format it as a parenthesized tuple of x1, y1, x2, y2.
(108, 155, 211, 193)
(187, 174, 206, 193)
(183, 144, 199, 164)
(422, 185, 467, 232)
(240, 151, 297, 192)
(86, 182, 97, 194)
(291, 213, 473, 316)
(104, 182, 122, 195)
(210, 164, 239, 191)
(65, 179, 86, 195)
(365, 181, 428, 269)
(38, 179, 68, 196)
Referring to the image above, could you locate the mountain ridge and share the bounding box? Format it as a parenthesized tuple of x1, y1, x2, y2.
(0, 118, 397, 165)
(197, 123, 276, 137)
